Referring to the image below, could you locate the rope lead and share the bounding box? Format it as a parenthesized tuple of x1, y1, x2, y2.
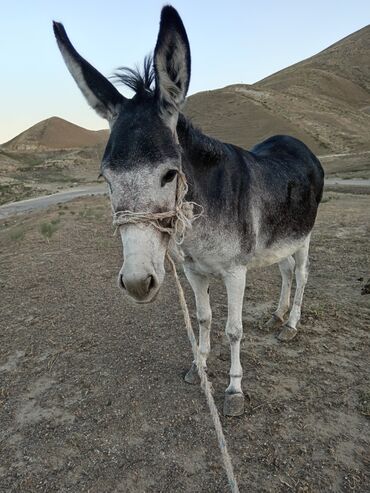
(167, 254, 240, 493)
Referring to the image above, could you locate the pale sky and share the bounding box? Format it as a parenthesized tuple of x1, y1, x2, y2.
(1, 0, 369, 144)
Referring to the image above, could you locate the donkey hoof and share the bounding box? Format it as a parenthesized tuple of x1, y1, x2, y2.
(265, 314, 284, 330)
(223, 392, 245, 417)
(277, 324, 298, 342)
(184, 363, 200, 385)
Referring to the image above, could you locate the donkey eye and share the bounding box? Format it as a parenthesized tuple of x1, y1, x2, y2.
(161, 169, 177, 187)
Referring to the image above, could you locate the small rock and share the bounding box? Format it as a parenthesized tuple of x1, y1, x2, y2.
(361, 278, 370, 295)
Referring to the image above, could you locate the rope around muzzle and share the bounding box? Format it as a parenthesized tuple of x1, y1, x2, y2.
(112, 172, 240, 493)
(112, 171, 201, 245)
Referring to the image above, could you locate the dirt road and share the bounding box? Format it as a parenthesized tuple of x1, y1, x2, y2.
(325, 178, 370, 186)
(0, 185, 107, 220)
(0, 191, 369, 492)
(1, 179, 370, 220)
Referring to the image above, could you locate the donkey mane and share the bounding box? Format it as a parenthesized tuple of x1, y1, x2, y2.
(113, 54, 155, 95)
(114, 56, 228, 166)
(177, 114, 230, 166)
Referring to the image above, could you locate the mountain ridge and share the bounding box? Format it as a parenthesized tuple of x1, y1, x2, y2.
(185, 24, 370, 153)
(2, 117, 109, 151)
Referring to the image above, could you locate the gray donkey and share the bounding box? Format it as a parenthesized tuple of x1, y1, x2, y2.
(53, 5, 324, 416)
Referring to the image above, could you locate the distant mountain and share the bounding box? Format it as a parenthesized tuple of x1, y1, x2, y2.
(2, 117, 109, 151)
(185, 25, 370, 153)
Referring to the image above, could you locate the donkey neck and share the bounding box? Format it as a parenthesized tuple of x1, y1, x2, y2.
(176, 113, 252, 214)
(176, 113, 230, 169)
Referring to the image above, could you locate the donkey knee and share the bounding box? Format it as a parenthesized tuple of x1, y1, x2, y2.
(225, 322, 242, 343)
(197, 306, 212, 328)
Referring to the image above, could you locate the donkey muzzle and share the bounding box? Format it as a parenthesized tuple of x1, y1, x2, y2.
(118, 269, 159, 302)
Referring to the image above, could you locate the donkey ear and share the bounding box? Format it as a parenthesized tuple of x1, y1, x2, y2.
(154, 6, 191, 124)
(53, 22, 125, 121)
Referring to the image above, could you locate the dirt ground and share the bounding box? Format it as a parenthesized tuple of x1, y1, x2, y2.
(0, 190, 369, 492)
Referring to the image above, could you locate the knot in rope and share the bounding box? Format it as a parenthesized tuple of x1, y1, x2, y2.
(112, 171, 203, 245)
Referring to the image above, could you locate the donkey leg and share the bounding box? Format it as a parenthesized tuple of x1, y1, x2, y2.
(183, 266, 212, 385)
(265, 255, 295, 329)
(278, 239, 310, 342)
(223, 267, 246, 416)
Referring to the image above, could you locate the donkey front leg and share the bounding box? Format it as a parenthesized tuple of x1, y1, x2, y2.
(183, 265, 212, 384)
(223, 266, 247, 416)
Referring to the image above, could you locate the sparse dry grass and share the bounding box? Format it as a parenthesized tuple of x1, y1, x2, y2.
(9, 226, 25, 242)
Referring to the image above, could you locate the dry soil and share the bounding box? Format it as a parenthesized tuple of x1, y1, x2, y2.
(0, 190, 369, 492)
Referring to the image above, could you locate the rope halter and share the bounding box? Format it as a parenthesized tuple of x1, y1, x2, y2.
(112, 171, 203, 245)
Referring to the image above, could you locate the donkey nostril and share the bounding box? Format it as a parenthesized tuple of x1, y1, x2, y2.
(146, 275, 156, 293)
(119, 275, 126, 290)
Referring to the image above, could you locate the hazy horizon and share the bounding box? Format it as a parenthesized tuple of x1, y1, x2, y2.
(1, 0, 369, 144)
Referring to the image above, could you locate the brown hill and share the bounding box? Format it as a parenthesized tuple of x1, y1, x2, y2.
(2, 117, 109, 151)
(258, 25, 370, 96)
(185, 86, 320, 152)
(185, 25, 370, 154)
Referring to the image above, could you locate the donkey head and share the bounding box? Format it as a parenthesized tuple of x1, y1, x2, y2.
(53, 6, 191, 303)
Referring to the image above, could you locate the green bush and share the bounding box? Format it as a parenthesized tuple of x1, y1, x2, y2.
(39, 221, 59, 239)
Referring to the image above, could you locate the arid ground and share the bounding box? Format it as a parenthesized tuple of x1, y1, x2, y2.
(0, 185, 369, 492)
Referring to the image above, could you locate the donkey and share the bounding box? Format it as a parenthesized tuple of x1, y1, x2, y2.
(53, 5, 324, 416)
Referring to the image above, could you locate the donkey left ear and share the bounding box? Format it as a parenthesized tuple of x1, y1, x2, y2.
(154, 6, 191, 127)
(53, 21, 125, 121)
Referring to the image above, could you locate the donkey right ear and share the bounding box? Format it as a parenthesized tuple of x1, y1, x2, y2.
(154, 6, 191, 127)
(53, 22, 125, 121)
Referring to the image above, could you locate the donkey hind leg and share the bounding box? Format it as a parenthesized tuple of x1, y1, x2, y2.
(223, 266, 247, 416)
(265, 255, 295, 329)
(183, 266, 212, 385)
(278, 238, 310, 342)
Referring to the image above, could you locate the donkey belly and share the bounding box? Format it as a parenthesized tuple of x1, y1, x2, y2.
(245, 236, 308, 269)
(183, 235, 307, 276)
